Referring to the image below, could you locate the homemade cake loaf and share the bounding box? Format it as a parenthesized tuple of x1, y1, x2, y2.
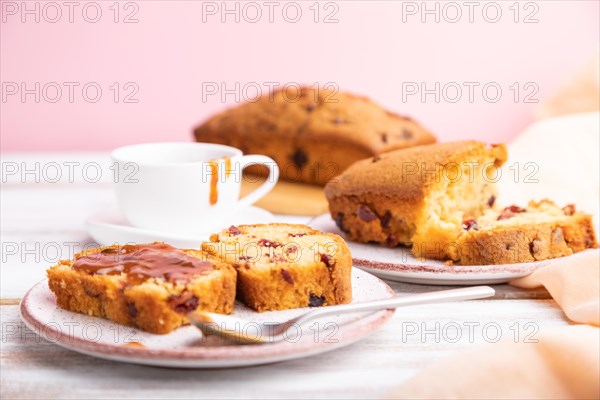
(455, 200, 597, 265)
(202, 223, 352, 311)
(194, 86, 436, 185)
(325, 141, 597, 265)
(47, 243, 237, 334)
(325, 141, 508, 260)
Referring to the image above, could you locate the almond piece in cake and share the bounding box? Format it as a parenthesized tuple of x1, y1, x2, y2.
(202, 224, 352, 312)
(47, 243, 236, 334)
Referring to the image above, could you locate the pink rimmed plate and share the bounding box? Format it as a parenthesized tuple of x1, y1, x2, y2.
(310, 214, 551, 285)
(20, 268, 394, 368)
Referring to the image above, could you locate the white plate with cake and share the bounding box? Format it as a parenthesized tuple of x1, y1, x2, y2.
(314, 141, 598, 285)
(21, 268, 394, 368)
(21, 224, 395, 368)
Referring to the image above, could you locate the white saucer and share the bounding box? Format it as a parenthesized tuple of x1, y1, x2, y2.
(309, 214, 550, 285)
(86, 206, 275, 248)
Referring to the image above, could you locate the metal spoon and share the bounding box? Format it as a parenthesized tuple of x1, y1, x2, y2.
(188, 285, 495, 344)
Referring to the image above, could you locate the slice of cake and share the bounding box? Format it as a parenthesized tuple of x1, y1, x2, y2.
(325, 141, 507, 260)
(202, 224, 352, 312)
(47, 243, 236, 334)
(455, 200, 597, 265)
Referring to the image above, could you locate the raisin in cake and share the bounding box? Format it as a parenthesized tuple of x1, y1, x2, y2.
(47, 243, 236, 334)
(456, 200, 597, 265)
(325, 141, 508, 260)
(194, 86, 436, 185)
(202, 224, 352, 312)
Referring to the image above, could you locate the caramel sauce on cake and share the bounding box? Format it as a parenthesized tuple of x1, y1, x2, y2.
(72, 243, 214, 284)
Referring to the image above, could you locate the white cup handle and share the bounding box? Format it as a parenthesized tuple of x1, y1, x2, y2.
(234, 155, 279, 208)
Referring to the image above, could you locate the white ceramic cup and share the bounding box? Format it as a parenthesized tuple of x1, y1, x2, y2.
(111, 142, 279, 234)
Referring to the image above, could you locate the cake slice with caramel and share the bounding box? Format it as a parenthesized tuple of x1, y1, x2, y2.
(47, 243, 236, 334)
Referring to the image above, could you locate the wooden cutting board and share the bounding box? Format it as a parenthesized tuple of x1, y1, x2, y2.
(240, 175, 329, 216)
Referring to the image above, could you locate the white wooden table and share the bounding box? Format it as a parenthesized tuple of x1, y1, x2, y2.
(0, 153, 571, 399)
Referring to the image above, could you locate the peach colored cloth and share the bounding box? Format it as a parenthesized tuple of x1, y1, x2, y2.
(512, 250, 600, 326)
(391, 326, 599, 400)
(392, 250, 600, 399)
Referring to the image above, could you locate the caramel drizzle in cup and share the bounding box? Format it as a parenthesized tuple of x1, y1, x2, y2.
(208, 158, 233, 205)
(209, 161, 219, 205)
(224, 157, 232, 178)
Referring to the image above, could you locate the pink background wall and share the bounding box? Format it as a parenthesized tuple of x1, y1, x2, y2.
(1, 1, 598, 151)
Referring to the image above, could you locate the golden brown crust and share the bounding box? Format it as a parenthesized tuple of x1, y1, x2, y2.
(325, 141, 507, 248)
(47, 244, 237, 334)
(193, 86, 436, 185)
(325, 141, 507, 199)
(202, 223, 352, 312)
